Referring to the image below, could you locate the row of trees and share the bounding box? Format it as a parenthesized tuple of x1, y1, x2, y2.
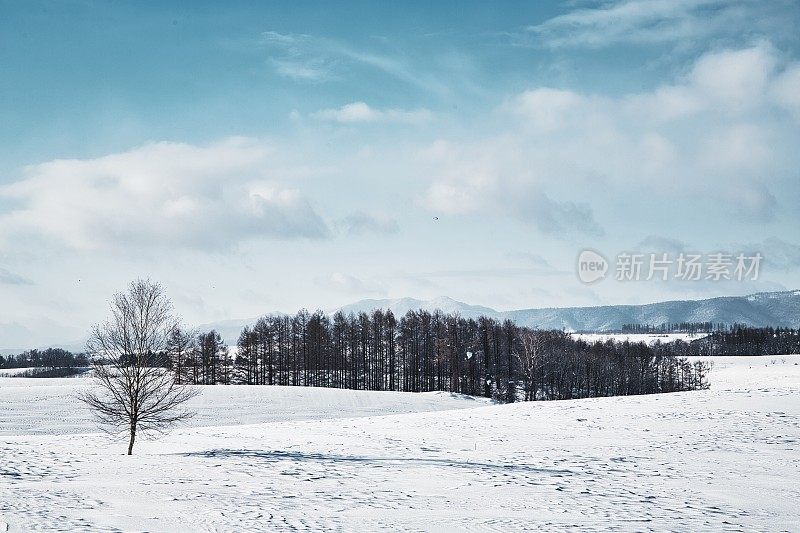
(700, 326, 800, 356)
(0, 348, 88, 369)
(161, 310, 710, 402)
(622, 327, 800, 357)
(621, 322, 721, 334)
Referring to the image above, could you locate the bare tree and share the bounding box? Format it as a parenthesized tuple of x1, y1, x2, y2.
(167, 324, 195, 385)
(515, 329, 546, 401)
(78, 279, 199, 455)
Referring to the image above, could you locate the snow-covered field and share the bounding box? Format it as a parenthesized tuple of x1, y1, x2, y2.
(571, 332, 708, 345)
(0, 377, 492, 437)
(1, 356, 799, 531)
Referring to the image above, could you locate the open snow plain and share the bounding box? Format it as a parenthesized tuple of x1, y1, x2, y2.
(1, 356, 798, 531)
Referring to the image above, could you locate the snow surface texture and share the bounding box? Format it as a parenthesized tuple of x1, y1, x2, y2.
(1, 356, 798, 531)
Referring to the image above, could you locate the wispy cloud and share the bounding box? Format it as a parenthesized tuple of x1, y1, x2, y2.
(636, 236, 690, 254)
(261, 31, 337, 81)
(506, 252, 557, 270)
(514, 191, 604, 237)
(271, 58, 332, 81)
(0, 267, 32, 285)
(260, 31, 450, 95)
(410, 266, 569, 279)
(526, 0, 795, 49)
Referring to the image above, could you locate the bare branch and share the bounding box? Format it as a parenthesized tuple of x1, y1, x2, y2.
(77, 279, 197, 454)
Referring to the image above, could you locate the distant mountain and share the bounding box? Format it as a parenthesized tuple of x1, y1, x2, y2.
(6, 291, 797, 353)
(336, 296, 498, 320)
(0, 339, 86, 357)
(502, 290, 800, 331)
(332, 290, 800, 333)
(205, 290, 800, 345)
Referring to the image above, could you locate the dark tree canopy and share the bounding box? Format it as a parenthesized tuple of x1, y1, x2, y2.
(168, 309, 718, 402)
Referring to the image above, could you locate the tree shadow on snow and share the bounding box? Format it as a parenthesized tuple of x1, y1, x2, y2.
(180, 448, 573, 476)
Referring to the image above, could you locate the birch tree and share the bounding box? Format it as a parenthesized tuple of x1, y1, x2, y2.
(78, 279, 198, 455)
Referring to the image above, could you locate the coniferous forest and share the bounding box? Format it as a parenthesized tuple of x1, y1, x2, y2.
(168, 309, 715, 402)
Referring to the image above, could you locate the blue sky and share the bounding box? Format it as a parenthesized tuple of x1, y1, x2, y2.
(2, 0, 800, 347)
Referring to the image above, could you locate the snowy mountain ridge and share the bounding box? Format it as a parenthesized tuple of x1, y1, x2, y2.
(336, 290, 800, 333)
(190, 290, 800, 344)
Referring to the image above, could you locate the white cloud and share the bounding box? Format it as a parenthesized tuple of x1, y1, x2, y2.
(420, 139, 604, 236)
(312, 102, 433, 124)
(689, 44, 777, 111)
(0, 138, 329, 251)
(697, 123, 771, 174)
(511, 89, 587, 132)
(621, 42, 787, 120)
(420, 139, 498, 216)
(420, 43, 800, 230)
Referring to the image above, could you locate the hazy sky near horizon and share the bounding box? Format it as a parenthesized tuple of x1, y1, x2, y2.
(2, 0, 800, 347)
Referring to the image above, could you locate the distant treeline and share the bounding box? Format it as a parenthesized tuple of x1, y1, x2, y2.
(702, 326, 800, 356)
(9, 367, 89, 378)
(163, 310, 711, 402)
(5, 321, 794, 399)
(0, 348, 88, 369)
(616, 325, 800, 356)
(621, 322, 722, 334)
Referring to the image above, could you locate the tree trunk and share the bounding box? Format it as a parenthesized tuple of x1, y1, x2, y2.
(127, 423, 136, 455)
